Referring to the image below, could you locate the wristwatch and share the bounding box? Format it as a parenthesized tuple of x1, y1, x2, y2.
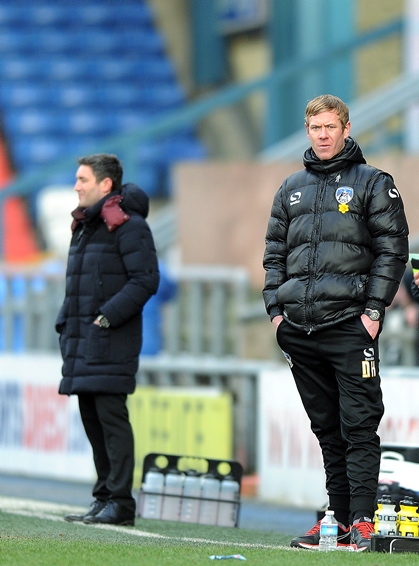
(97, 314, 110, 328)
(364, 308, 381, 321)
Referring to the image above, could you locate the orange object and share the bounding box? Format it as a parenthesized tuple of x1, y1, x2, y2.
(0, 135, 41, 262)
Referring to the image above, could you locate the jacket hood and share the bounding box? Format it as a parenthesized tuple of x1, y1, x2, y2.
(120, 183, 149, 219)
(303, 136, 366, 174)
(70, 183, 150, 232)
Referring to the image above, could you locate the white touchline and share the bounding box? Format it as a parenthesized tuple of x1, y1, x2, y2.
(0, 496, 289, 550)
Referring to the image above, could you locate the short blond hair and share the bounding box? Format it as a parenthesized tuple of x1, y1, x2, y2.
(305, 94, 349, 129)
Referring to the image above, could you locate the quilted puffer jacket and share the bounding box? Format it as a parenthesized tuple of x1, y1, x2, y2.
(263, 137, 409, 333)
(56, 183, 159, 394)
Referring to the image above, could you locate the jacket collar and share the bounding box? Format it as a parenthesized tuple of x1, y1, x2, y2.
(303, 136, 366, 174)
(71, 191, 129, 233)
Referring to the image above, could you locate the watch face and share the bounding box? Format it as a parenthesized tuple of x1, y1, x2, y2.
(99, 316, 110, 328)
(367, 310, 380, 321)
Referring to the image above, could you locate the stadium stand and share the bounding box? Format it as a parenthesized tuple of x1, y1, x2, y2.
(0, 0, 206, 202)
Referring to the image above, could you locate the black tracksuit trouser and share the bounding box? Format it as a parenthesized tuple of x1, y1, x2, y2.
(78, 393, 136, 514)
(276, 316, 384, 524)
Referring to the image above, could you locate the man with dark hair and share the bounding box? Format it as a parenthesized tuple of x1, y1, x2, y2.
(56, 153, 159, 526)
(263, 95, 409, 551)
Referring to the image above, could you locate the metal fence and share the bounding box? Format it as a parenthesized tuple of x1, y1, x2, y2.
(0, 263, 250, 354)
(0, 263, 267, 471)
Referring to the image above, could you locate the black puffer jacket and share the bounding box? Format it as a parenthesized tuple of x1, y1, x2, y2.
(263, 137, 409, 333)
(56, 183, 159, 395)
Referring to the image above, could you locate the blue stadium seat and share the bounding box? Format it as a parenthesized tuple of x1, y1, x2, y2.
(117, 30, 166, 55)
(46, 58, 92, 81)
(0, 5, 76, 28)
(0, 32, 27, 54)
(0, 59, 40, 80)
(24, 32, 70, 53)
(0, 5, 30, 26)
(112, 111, 152, 132)
(28, 5, 77, 27)
(65, 111, 115, 136)
(3, 110, 61, 136)
(52, 85, 98, 107)
(0, 84, 48, 107)
(98, 86, 143, 107)
(12, 137, 102, 170)
(12, 138, 67, 168)
(77, 4, 154, 28)
(0, 57, 90, 80)
(137, 85, 186, 109)
(0, 84, 99, 108)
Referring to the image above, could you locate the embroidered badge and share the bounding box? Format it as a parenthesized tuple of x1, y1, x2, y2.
(335, 186, 353, 214)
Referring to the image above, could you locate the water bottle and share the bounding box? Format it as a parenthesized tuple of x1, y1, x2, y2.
(217, 475, 240, 527)
(141, 467, 164, 519)
(180, 471, 201, 523)
(161, 469, 184, 521)
(374, 495, 397, 536)
(397, 497, 419, 537)
(198, 473, 220, 525)
(318, 510, 338, 551)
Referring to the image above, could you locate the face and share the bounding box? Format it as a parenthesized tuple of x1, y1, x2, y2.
(74, 165, 112, 208)
(305, 110, 350, 160)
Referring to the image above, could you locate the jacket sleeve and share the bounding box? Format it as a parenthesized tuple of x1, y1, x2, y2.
(100, 215, 160, 327)
(365, 171, 409, 307)
(262, 184, 289, 319)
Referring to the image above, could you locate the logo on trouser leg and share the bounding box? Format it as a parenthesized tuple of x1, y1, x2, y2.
(362, 347, 376, 378)
(281, 350, 293, 368)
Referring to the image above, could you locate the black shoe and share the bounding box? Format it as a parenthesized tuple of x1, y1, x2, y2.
(65, 500, 107, 523)
(83, 500, 135, 526)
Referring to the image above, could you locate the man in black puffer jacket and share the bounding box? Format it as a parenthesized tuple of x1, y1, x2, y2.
(56, 154, 159, 526)
(263, 95, 409, 551)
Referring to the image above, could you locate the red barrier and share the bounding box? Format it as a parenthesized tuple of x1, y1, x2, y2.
(0, 133, 40, 262)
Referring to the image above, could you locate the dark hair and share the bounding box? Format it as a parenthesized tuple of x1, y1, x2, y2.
(77, 154, 123, 191)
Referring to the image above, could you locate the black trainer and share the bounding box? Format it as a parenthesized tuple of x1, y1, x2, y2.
(350, 518, 374, 552)
(65, 500, 107, 523)
(290, 519, 351, 549)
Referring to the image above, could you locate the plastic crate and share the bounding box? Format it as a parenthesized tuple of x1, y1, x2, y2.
(138, 452, 243, 527)
(371, 534, 419, 553)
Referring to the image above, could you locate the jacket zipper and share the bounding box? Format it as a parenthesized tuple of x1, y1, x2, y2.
(305, 174, 328, 332)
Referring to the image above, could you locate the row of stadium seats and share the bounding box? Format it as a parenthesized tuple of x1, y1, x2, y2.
(0, 3, 154, 28)
(0, 29, 165, 55)
(0, 57, 176, 82)
(12, 136, 207, 170)
(1, 84, 185, 110)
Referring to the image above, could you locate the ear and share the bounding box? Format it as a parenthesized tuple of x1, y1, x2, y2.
(344, 120, 351, 137)
(101, 177, 113, 195)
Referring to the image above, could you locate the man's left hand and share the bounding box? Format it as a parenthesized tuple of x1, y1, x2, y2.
(360, 314, 380, 339)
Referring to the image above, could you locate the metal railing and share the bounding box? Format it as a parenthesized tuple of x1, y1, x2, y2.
(0, 263, 264, 470)
(0, 263, 250, 355)
(0, 262, 416, 471)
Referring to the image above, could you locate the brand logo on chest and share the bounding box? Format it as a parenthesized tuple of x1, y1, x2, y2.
(290, 191, 301, 206)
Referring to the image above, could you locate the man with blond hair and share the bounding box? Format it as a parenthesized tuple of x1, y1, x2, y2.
(263, 95, 409, 551)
